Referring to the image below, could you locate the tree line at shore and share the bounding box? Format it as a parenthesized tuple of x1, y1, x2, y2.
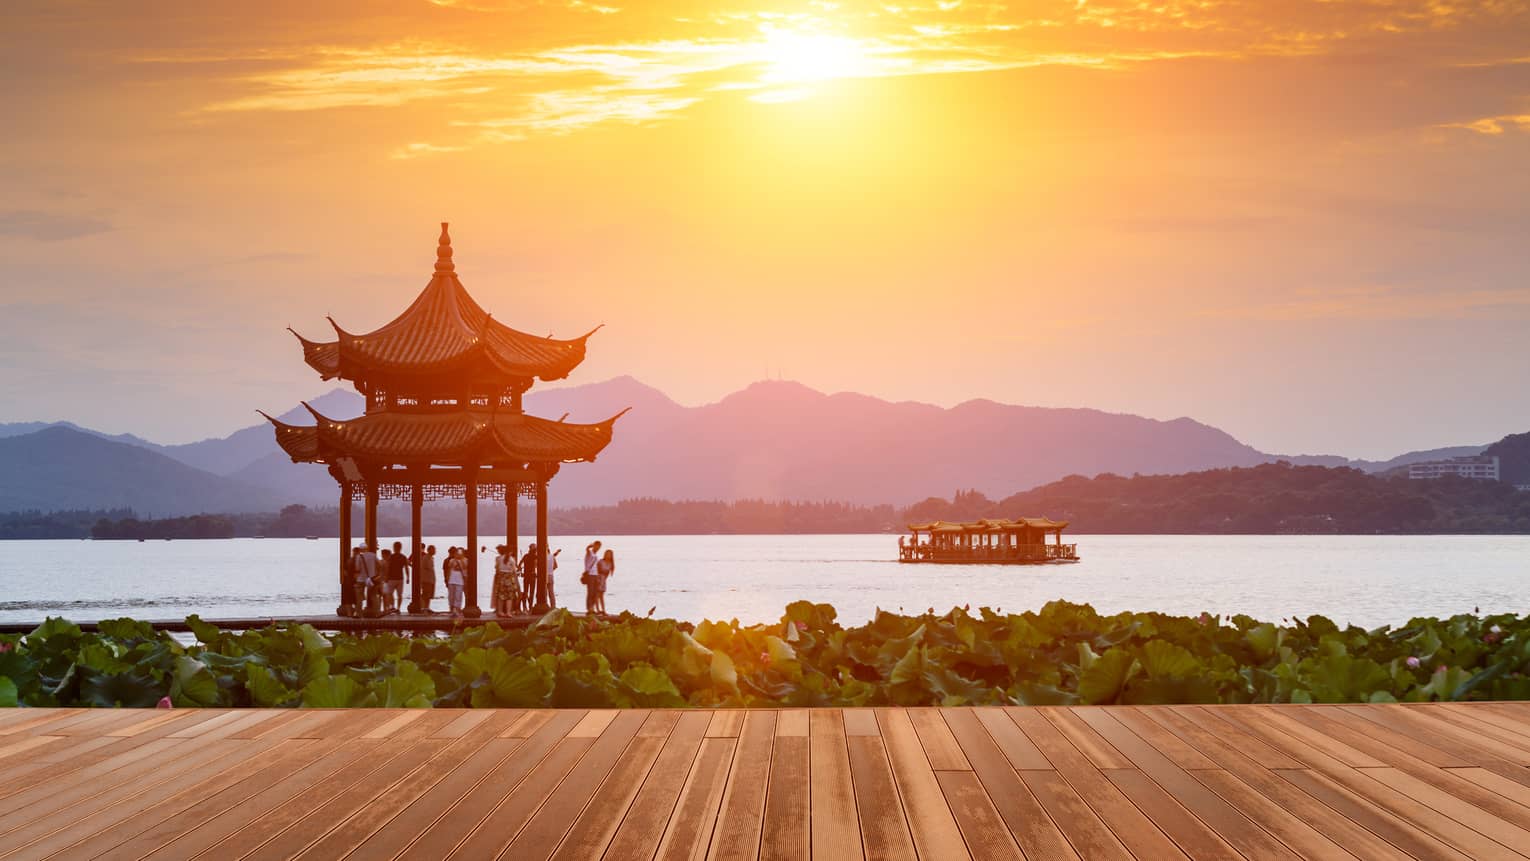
(5, 460, 1530, 539)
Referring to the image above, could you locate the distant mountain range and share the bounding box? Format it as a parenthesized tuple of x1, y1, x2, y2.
(0, 376, 1498, 515)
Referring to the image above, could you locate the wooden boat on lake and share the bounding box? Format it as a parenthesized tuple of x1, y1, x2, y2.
(899, 517, 1079, 564)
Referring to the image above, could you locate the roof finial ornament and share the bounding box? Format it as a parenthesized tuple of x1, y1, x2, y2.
(435, 222, 455, 273)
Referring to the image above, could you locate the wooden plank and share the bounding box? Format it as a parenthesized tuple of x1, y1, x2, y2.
(1137, 708, 1423, 861)
(443, 737, 595, 859)
(167, 710, 250, 738)
(50, 738, 329, 861)
(843, 708, 880, 736)
(49, 708, 144, 735)
(1356, 767, 1530, 854)
(846, 735, 918, 861)
(1158, 705, 1304, 769)
(1, 713, 252, 807)
(809, 709, 864, 860)
(707, 710, 776, 861)
(1275, 769, 1472, 861)
(1039, 707, 1133, 769)
(292, 711, 520, 860)
(759, 735, 812, 861)
(909, 707, 971, 770)
(974, 707, 1051, 770)
(1199, 706, 1359, 772)
(655, 736, 736, 861)
(503, 709, 650, 860)
(0, 737, 190, 833)
(504, 708, 556, 738)
(229, 709, 308, 740)
(188, 734, 415, 859)
(0, 736, 281, 859)
(240, 739, 454, 860)
(87, 735, 356, 861)
(1073, 708, 1303, 860)
(935, 770, 1025, 861)
(941, 708, 1079, 860)
(434, 708, 494, 738)
(1243, 707, 1390, 768)
(1190, 769, 1361, 860)
(604, 710, 712, 861)
(1414, 707, 1530, 759)
(0, 708, 87, 736)
(1103, 769, 1242, 860)
(110, 710, 205, 738)
(349, 737, 526, 861)
(362, 709, 426, 739)
(776, 709, 809, 737)
(568, 708, 618, 738)
(1018, 770, 1132, 861)
(550, 736, 666, 861)
(1104, 707, 1219, 769)
(639, 709, 683, 738)
(1448, 767, 1530, 809)
(707, 710, 744, 738)
(141, 738, 384, 861)
(1004, 708, 1187, 861)
(1440, 703, 1530, 742)
(395, 709, 589, 861)
(1277, 766, 1521, 861)
(1298, 706, 1467, 767)
(0, 732, 68, 763)
(1280, 708, 1530, 828)
(876, 708, 971, 861)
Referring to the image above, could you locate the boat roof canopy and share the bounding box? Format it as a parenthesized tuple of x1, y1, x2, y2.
(908, 517, 1068, 534)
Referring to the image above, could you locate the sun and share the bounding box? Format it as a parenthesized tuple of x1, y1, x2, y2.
(756, 29, 871, 85)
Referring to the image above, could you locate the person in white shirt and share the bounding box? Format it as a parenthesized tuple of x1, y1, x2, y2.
(493, 545, 519, 617)
(583, 541, 602, 614)
(445, 547, 467, 617)
(547, 548, 560, 609)
(359, 544, 381, 616)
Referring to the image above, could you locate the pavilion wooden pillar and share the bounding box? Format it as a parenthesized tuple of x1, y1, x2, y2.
(339, 481, 354, 609)
(465, 470, 481, 617)
(364, 480, 379, 550)
(409, 484, 423, 613)
(506, 488, 518, 558)
(533, 478, 550, 612)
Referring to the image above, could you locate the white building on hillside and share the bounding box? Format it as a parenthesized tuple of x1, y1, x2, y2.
(1408, 455, 1500, 481)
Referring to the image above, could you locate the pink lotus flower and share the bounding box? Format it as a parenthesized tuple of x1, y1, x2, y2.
(795, 621, 808, 632)
(0, 642, 11, 653)
(156, 696, 173, 709)
(1405, 656, 1421, 669)
(1437, 665, 1448, 675)
(760, 651, 771, 665)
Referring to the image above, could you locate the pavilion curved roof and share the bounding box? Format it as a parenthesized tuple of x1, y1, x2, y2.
(260, 404, 628, 467)
(289, 224, 598, 384)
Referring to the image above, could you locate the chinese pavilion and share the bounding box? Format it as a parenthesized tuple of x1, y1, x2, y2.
(263, 224, 624, 616)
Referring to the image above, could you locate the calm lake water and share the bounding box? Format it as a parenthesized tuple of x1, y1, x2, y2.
(1, 535, 1526, 628)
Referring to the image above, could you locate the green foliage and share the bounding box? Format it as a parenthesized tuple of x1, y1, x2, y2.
(3, 603, 1530, 709)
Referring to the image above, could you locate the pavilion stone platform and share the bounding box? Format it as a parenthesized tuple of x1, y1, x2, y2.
(3, 701, 1530, 859)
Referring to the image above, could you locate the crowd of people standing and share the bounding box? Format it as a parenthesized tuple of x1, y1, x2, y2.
(346, 538, 615, 618)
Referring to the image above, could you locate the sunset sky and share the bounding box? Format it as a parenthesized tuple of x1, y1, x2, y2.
(2, 0, 1529, 459)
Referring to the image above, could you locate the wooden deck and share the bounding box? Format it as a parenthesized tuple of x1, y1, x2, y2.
(3, 703, 1530, 860)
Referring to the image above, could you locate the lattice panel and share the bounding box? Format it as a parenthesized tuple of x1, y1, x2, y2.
(377, 482, 539, 502)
